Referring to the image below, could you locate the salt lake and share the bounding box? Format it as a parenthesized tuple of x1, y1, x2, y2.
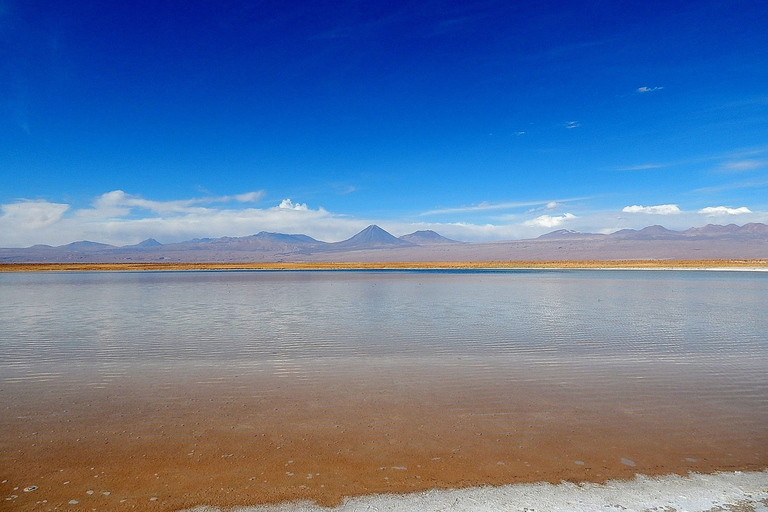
(1, 269, 767, 511)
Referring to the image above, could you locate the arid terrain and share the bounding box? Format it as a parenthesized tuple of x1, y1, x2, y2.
(1, 223, 767, 266)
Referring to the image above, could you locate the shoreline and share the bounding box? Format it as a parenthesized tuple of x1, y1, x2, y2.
(175, 471, 768, 512)
(2, 259, 768, 272)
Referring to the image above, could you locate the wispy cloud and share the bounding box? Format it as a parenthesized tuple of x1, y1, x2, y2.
(335, 185, 357, 195)
(85, 190, 266, 217)
(421, 201, 543, 216)
(694, 178, 768, 194)
(231, 191, 266, 202)
(420, 197, 587, 216)
(622, 204, 681, 215)
(718, 160, 766, 173)
(699, 206, 752, 216)
(565, 121, 580, 129)
(616, 147, 768, 174)
(637, 86, 663, 93)
(90, 190, 207, 216)
(616, 163, 666, 171)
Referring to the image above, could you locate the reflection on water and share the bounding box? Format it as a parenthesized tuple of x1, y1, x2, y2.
(2, 270, 767, 393)
(1, 270, 767, 509)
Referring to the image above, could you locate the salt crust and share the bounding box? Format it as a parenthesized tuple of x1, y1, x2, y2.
(180, 471, 768, 512)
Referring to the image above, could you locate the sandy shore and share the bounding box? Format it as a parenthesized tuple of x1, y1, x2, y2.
(2, 259, 768, 272)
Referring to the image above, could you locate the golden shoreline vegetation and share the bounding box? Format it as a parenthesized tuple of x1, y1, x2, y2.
(2, 259, 767, 272)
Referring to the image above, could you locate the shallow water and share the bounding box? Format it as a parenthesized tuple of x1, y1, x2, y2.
(1, 269, 767, 510)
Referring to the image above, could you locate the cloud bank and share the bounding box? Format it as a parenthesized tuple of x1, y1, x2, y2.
(1, 191, 766, 247)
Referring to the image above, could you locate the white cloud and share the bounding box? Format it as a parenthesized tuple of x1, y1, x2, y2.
(698, 206, 752, 216)
(524, 213, 576, 228)
(278, 199, 308, 210)
(565, 121, 579, 129)
(622, 204, 681, 215)
(637, 86, 663, 93)
(0, 200, 69, 230)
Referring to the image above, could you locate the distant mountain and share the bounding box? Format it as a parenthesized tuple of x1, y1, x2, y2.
(330, 225, 415, 250)
(683, 223, 768, 237)
(620, 225, 679, 240)
(608, 223, 768, 240)
(683, 223, 740, 235)
(399, 230, 458, 244)
(58, 241, 116, 251)
(536, 229, 601, 240)
(739, 222, 768, 235)
(534, 222, 768, 242)
(169, 232, 326, 253)
(252, 232, 322, 244)
(123, 238, 163, 248)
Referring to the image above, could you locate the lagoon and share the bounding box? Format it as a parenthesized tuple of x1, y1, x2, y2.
(1, 269, 767, 510)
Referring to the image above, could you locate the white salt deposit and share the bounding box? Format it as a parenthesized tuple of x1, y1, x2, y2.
(179, 471, 768, 512)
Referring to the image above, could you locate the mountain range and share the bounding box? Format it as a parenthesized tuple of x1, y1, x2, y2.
(537, 223, 768, 240)
(1, 223, 767, 263)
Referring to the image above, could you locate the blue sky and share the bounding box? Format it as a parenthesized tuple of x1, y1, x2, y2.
(1, 0, 767, 246)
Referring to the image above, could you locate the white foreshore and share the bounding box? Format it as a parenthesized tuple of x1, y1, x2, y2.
(181, 470, 768, 512)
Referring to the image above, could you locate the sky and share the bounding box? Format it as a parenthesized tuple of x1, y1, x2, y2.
(1, 0, 767, 247)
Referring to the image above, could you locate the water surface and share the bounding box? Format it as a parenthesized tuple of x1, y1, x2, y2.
(1, 270, 767, 510)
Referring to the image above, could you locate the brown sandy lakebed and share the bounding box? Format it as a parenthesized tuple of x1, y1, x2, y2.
(2, 368, 767, 511)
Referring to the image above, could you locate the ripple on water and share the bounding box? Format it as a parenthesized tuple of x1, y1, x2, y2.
(1, 270, 768, 507)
